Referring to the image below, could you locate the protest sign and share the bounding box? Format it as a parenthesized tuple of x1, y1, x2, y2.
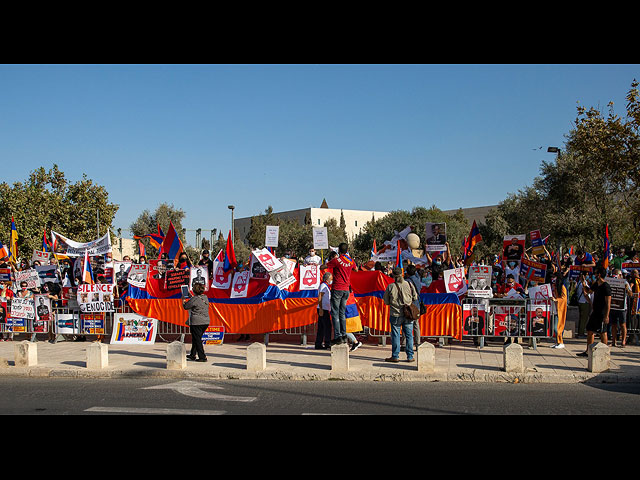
(467, 265, 492, 298)
(51, 231, 112, 257)
(265, 226, 279, 248)
(528, 284, 553, 305)
(0, 268, 12, 282)
(444, 267, 467, 296)
(111, 313, 157, 344)
(252, 248, 283, 273)
(114, 261, 132, 285)
(503, 235, 526, 261)
(520, 258, 547, 284)
(80, 313, 105, 335)
(32, 250, 50, 265)
(249, 254, 269, 280)
(35, 294, 52, 321)
(528, 304, 550, 336)
(568, 265, 593, 281)
(203, 326, 225, 345)
(165, 269, 190, 290)
(463, 303, 485, 336)
(77, 284, 115, 313)
(529, 230, 546, 256)
(621, 262, 640, 273)
(312, 227, 329, 250)
(0, 299, 7, 324)
(190, 266, 209, 291)
(606, 276, 627, 311)
(127, 264, 149, 289)
(425, 223, 447, 252)
(11, 297, 35, 320)
(4, 318, 26, 333)
(16, 269, 41, 289)
(299, 264, 321, 291)
(268, 258, 296, 290)
(230, 271, 250, 298)
(36, 265, 59, 284)
(55, 313, 79, 335)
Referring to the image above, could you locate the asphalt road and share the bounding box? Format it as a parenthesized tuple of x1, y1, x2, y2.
(1, 378, 639, 415)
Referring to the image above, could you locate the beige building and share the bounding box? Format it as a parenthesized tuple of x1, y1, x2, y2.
(111, 237, 138, 261)
(234, 206, 390, 245)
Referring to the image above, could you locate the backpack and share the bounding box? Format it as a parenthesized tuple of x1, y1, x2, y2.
(396, 281, 420, 321)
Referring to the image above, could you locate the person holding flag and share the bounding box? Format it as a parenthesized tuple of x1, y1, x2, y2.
(326, 242, 358, 346)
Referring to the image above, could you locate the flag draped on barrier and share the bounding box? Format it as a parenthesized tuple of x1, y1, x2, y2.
(124, 268, 462, 339)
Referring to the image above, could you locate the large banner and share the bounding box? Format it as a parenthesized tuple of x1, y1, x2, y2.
(51, 231, 112, 257)
(111, 313, 157, 344)
(77, 284, 115, 313)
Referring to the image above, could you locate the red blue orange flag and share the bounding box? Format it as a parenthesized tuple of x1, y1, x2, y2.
(464, 220, 482, 260)
(0, 239, 9, 260)
(158, 222, 184, 261)
(9, 216, 18, 262)
(223, 230, 237, 272)
(134, 223, 165, 250)
(371, 239, 377, 258)
(82, 250, 94, 284)
(603, 224, 610, 270)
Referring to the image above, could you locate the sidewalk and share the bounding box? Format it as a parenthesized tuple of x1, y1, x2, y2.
(1, 335, 639, 384)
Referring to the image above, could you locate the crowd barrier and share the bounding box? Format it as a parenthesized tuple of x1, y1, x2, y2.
(3, 294, 638, 346)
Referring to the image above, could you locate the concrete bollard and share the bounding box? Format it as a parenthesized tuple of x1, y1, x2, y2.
(503, 342, 524, 373)
(246, 342, 267, 372)
(417, 342, 436, 372)
(331, 343, 349, 373)
(86, 342, 109, 369)
(167, 341, 186, 370)
(588, 342, 610, 373)
(14, 341, 37, 367)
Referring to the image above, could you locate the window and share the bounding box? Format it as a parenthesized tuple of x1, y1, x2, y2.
(318, 219, 321, 225)
(355, 220, 358, 227)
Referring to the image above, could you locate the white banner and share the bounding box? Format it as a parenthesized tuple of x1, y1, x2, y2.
(312, 227, 329, 250)
(299, 264, 321, 291)
(127, 264, 149, 289)
(77, 284, 115, 313)
(265, 226, 279, 248)
(111, 313, 157, 344)
(51, 231, 112, 257)
(11, 297, 35, 320)
(230, 271, 250, 298)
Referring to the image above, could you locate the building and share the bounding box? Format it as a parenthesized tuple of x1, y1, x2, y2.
(234, 204, 390, 244)
(234, 200, 498, 246)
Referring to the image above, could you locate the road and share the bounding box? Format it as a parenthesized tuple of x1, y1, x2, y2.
(1, 378, 639, 415)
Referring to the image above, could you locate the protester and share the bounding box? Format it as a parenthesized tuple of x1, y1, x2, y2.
(182, 282, 210, 362)
(315, 272, 333, 350)
(609, 269, 632, 348)
(382, 267, 418, 363)
(326, 243, 358, 346)
(404, 264, 422, 348)
(550, 272, 567, 348)
(575, 273, 592, 338)
(574, 249, 596, 267)
(577, 265, 611, 357)
(304, 247, 322, 266)
(198, 250, 213, 278)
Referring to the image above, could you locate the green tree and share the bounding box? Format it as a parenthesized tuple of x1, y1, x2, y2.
(130, 203, 187, 258)
(0, 165, 119, 260)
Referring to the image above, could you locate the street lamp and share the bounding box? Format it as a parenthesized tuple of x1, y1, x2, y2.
(228, 205, 235, 244)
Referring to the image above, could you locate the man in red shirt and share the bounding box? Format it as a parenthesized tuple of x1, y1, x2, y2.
(327, 243, 358, 345)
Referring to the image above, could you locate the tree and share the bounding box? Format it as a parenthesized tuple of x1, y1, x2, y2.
(130, 203, 186, 258)
(0, 165, 119, 259)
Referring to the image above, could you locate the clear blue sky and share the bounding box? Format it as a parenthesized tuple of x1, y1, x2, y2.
(1, 64, 638, 246)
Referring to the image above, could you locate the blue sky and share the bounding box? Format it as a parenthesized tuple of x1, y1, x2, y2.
(1, 64, 638, 246)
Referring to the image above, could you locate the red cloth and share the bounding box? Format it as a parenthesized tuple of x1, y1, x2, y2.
(327, 255, 356, 290)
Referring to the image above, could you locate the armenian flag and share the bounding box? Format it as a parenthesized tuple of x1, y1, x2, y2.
(158, 222, 183, 260)
(82, 250, 94, 284)
(134, 223, 165, 250)
(464, 220, 482, 260)
(371, 239, 377, 258)
(603, 224, 610, 270)
(0, 239, 9, 260)
(395, 239, 403, 272)
(223, 230, 237, 272)
(138, 240, 146, 258)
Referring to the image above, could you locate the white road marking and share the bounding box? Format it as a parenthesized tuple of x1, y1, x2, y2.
(85, 407, 226, 415)
(142, 380, 257, 402)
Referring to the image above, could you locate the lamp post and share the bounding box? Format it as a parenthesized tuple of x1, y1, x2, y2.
(228, 205, 235, 245)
